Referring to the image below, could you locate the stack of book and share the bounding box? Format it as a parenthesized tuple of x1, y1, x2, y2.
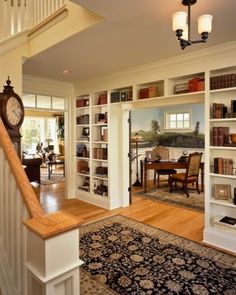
(93, 148, 108, 160)
(212, 127, 230, 146)
(210, 73, 236, 90)
(174, 77, 204, 94)
(213, 157, 233, 175)
(214, 216, 236, 233)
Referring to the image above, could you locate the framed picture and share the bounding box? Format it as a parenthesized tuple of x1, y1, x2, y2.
(213, 184, 231, 200)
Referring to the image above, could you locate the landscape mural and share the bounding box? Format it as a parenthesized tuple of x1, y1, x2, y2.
(131, 103, 205, 148)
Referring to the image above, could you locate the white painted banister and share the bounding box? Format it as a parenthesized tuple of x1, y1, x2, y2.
(0, 0, 66, 41)
(0, 145, 29, 295)
(0, 117, 83, 295)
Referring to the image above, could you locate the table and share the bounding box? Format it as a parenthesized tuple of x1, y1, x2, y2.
(140, 160, 204, 193)
(47, 160, 65, 179)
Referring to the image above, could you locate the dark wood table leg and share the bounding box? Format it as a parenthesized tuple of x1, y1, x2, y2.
(144, 162, 147, 193)
(140, 160, 143, 187)
(201, 164, 204, 192)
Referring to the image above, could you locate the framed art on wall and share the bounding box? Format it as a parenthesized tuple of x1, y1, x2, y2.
(213, 184, 231, 200)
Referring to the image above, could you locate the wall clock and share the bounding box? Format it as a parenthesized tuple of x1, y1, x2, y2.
(0, 77, 24, 158)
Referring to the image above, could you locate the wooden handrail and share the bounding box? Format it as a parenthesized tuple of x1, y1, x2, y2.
(24, 211, 84, 239)
(27, 5, 68, 37)
(0, 118, 43, 218)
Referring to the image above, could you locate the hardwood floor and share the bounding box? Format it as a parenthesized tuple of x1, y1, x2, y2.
(39, 179, 204, 244)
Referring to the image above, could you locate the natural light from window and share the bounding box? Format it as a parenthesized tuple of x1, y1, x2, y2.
(165, 111, 190, 130)
(21, 117, 58, 154)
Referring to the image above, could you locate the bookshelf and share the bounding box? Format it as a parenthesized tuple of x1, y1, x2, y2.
(205, 66, 236, 250)
(74, 59, 236, 252)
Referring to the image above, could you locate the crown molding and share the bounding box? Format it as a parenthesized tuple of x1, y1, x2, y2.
(76, 41, 236, 87)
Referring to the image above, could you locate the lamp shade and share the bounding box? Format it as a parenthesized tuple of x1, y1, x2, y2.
(182, 25, 188, 41)
(198, 14, 213, 34)
(172, 11, 187, 31)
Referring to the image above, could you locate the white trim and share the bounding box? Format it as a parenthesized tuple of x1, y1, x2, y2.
(203, 228, 236, 253)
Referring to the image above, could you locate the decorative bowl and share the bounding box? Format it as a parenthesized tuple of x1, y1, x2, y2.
(230, 133, 236, 144)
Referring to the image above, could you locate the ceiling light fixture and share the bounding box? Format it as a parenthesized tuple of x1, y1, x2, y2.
(172, 0, 213, 50)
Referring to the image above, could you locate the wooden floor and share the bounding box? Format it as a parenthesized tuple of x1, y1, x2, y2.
(40, 179, 204, 244)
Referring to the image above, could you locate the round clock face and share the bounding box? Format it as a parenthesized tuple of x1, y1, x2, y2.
(6, 96, 24, 127)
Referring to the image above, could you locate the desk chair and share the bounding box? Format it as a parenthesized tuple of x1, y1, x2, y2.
(169, 152, 202, 197)
(152, 146, 176, 188)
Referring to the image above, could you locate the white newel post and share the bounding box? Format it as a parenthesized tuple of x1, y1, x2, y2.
(24, 212, 84, 295)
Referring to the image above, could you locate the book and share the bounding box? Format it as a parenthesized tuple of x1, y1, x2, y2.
(211, 127, 230, 146)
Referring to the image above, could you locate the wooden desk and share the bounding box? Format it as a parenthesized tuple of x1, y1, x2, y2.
(141, 160, 204, 193)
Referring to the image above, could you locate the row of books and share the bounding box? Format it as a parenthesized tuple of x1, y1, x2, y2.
(76, 114, 89, 125)
(111, 89, 133, 103)
(139, 86, 158, 99)
(213, 157, 233, 175)
(212, 103, 227, 119)
(93, 148, 108, 160)
(76, 97, 89, 108)
(210, 73, 236, 90)
(212, 127, 229, 146)
(212, 100, 236, 119)
(174, 77, 205, 94)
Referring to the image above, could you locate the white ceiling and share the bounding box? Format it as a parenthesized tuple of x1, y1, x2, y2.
(23, 0, 236, 83)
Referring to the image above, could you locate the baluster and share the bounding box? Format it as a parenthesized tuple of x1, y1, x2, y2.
(8, 172, 15, 271)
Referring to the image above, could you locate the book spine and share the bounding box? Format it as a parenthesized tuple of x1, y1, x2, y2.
(212, 127, 218, 146)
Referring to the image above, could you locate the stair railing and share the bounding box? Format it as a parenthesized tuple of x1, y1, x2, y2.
(0, 117, 83, 295)
(0, 0, 66, 40)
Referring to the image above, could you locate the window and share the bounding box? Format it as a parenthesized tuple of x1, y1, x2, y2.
(21, 117, 58, 154)
(165, 111, 191, 130)
(22, 94, 65, 110)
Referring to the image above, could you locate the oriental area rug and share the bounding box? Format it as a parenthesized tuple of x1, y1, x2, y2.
(79, 215, 236, 295)
(40, 168, 64, 185)
(135, 186, 204, 212)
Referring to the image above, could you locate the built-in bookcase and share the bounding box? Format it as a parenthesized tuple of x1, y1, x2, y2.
(74, 63, 236, 253)
(207, 66, 236, 244)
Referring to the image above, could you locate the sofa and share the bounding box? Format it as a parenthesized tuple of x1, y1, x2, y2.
(22, 154, 42, 183)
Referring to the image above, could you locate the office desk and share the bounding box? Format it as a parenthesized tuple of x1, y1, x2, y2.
(140, 160, 204, 193)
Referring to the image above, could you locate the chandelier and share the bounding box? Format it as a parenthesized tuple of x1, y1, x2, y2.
(172, 0, 213, 50)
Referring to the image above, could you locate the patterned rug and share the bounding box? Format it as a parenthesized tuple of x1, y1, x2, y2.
(80, 215, 236, 295)
(40, 168, 64, 185)
(135, 186, 204, 212)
